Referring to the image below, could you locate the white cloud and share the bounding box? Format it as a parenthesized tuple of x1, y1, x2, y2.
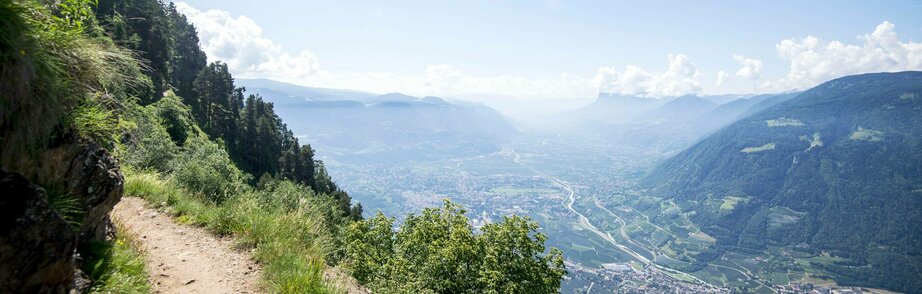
(715, 71, 731, 86)
(424, 64, 464, 92)
(593, 54, 703, 98)
(173, 4, 922, 100)
(174, 2, 595, 100)
(763, 21, 922, 91)
(733, 54, 763, 80)
(174, 2, 319, 80)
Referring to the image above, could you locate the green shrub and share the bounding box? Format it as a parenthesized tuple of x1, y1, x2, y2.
(118, 103, 180, 172)
(170, 136, 249, 203)
(152, 94, 195, 146)
(344, 200, 566, 293)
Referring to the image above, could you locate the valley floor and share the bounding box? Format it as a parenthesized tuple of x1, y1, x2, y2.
(112, 197, 262, 293)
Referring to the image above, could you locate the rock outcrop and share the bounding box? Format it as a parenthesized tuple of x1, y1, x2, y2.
(36, 143, 124, 241)
(0, 169, 78, 293)
(0, 143, 123, 293)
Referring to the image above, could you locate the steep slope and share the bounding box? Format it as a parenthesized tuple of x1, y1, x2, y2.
(691, 92, 800, 134)
(242, 80, 519, 163)
(736, 91, 801, 119)
(643, 72, 922, 292)
(1, 2, 132, 291)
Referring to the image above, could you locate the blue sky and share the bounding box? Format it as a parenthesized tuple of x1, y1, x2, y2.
(175, 0, 922, 101)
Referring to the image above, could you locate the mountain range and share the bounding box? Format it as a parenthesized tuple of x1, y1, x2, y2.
(237, 79, 518, 163)
(554, 91, 802, 153)
(643, 71, 922, 292)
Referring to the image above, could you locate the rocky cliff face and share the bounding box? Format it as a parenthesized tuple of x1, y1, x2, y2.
(0, 169, 78, 293)
(36, 143, 124, 241)
(0, 143, 123, 293)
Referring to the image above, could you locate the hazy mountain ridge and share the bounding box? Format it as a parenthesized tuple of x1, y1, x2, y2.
(552, 92, 799, 154)
(691, 92, 801, 136)
(238, 79, 519, 163)
(642, 71, 922, 292)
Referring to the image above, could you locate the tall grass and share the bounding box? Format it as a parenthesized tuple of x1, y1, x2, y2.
(124, 169, 343, 293)
(0, 0, 150, 174)
(82, 221, 151, 294)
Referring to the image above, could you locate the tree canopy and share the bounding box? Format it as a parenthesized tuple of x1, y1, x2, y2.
(345, 200, 566, 293)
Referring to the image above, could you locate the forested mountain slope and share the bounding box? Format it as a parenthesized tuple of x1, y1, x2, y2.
(643, 72, 922, 292)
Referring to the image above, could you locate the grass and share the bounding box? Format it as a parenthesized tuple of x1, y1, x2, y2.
(718, 196, 748, 212)
(68, 99, 122, 149)
(47, 190, 85, 230)
(764, 117, 805, 127)
(849, 127, 884, 141)
(800, 132, 823, 150)
(741, 143, 776, 153)
(82, 222, 151, 294)
(124, 169, 343, 293)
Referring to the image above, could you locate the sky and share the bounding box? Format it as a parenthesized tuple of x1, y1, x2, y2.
(173, 0, 922, 102)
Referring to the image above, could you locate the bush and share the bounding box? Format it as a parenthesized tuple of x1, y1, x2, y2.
(118, 104, 179, 172)
(152, 94, 195, 146)
(170, 136, 249, 203)
(344, 200, 566, 293)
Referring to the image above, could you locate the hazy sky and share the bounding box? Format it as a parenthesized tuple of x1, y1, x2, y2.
(174, 0, 922, 101)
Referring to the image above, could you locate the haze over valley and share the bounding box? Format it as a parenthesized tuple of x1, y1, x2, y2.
(3, 1, 922, 293)
(240, 71, 922, 293)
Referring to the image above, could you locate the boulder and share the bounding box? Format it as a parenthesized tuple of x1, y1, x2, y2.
(37, 143, 124, 241)
(0, 169, 78, 293)
(0, 143, 124, 293)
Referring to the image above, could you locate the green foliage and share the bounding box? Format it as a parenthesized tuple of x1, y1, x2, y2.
(119, 92, 199, 171)
(1, 0, 139, 171)
(81, 224, 151, 294)
(479, 216, 567, 293)
(191, 62, 240, 142)
(68, 97, 120, 148)
(50, 0, 98, 30)
(164, 2, 206, 100)
(47, 190, 84, 230)
(5, 0, 367, 292)
(118, 103, 178, 171)
(170, 136, 249, 203)
(344, 200, 566, 293)
(154, 93, 195, 145)
(94, 0, 175, 103)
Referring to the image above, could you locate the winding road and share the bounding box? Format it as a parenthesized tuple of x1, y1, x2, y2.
(512, 150, 718, 288)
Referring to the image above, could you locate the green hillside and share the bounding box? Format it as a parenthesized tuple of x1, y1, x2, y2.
(643, 72, 922, 292)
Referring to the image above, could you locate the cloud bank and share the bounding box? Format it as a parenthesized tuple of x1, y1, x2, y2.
(174, 2, 595, 100)
(175, 2, 320, 80)
(762, 21, 922, 91)
(733, 54, 763, 80)
(593, 54, 703, 98)
(175, 2, 921, 100)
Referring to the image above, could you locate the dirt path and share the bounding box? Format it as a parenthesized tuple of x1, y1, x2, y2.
(112, 197, 262, 294)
